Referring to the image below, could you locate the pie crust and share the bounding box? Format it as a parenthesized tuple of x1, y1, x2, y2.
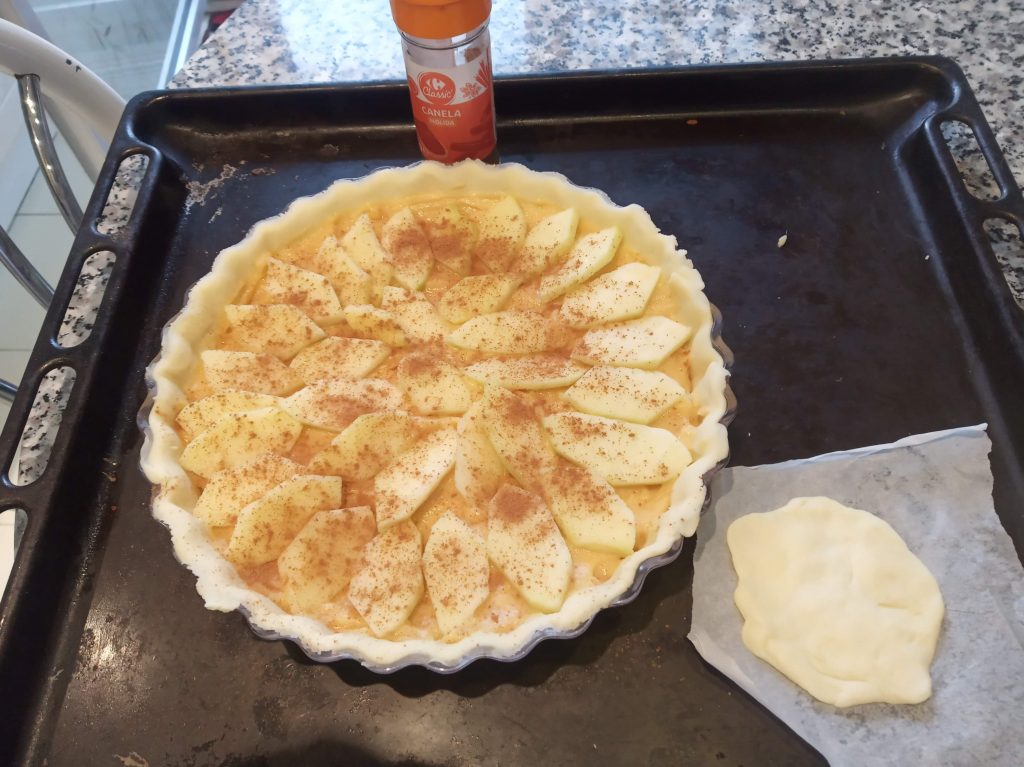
(140, 160, 732, 671)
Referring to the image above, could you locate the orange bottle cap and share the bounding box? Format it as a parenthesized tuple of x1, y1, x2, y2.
(390, 0, 491, 40)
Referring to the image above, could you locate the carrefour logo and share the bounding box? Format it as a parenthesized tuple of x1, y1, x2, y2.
(418, 72, 456, 105)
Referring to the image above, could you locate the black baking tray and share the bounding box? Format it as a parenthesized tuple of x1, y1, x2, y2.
(2, 58, 1024, 766)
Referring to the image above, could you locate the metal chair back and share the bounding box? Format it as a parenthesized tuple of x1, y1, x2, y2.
(0, 18, 125, 402)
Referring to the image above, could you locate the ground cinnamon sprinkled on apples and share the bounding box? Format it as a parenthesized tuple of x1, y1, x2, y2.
(504, 392, 538, 425)
(490, 485, 534, 524)
(559, 306, 587, 326)
(241, 560, 283, 591)
(571, 336, 593, 357)
(319, 394, 377, 427)
(345, 486, 375, 508)
(561, 415, 619, 441)
(476, 234, 516, 271)
(425, 215, 472, 268)
(496, 354, 571, 379)
(386, 290, 416, 307)
(400, 353, 440, 378)
(277, 288, 310, 306)
(175, 191, 706, 642)
(387, 226, 432, 271)
(548, 463, 609, 509)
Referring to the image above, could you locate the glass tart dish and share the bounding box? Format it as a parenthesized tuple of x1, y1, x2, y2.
(139, 160, 733, 672)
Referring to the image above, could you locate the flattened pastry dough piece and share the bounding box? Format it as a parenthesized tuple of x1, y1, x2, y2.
(727, 496, 944, 708)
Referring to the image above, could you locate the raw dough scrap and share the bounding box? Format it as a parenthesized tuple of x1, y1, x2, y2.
(726, 496, 944, 708)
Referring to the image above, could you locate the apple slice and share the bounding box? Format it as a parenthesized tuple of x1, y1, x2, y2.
(558, 262, 661, 328)
(380, 286, 450, 344)
(219, 304, 325, 361)
(476, 196, 527, 272)
(343, 304, 407, 346)
(425, 202, 476, 277)
(282, 378, 404, 431)
(447, 311, 554, 354)
(543, 411, 691, 486)
(225, 475, 343, 566)
(480, 385, 556, 488)
(543, 463, 636, 556)
(176, 390, 278, 441)
(278, 506, 377, 613)
(348, 521, 424, 637)
(464, 355, 587, 390)
(250, 257, 344, 324)
(193, 453, 305, 527)
(571, 316, 691, 370)
(341, 213, 393, 301)
(563, 366, 687, 424)
(381, 207, 434, 291)
(313, 235, 373, 305)
(454, 400, 506, 505)
(396, 353, 474, 416)
(308, 412, 426, 480)
(288, 336, 390, 383)
(537, 227, 622, 301)
(422, 511, 490, 636)
(374, 428, 458, 528)
(516, 208, 580, 275)
(486, 486, 572, 613)
(180, 406, 302, 479)
(436, 274, 520, 324)
(201, 350, 303, 395)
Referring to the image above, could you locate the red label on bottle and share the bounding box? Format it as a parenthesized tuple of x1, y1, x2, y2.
(404, 53, 496, 163)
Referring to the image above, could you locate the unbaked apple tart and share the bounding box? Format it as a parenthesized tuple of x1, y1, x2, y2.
(141, 161, 731, 670)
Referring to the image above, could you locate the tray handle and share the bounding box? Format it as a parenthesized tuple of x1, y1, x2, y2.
(0, 140, 164, 495)
(0, 138, 164, 586)
(922, 65, 1024, 352)
(925, 67, 1024, 229)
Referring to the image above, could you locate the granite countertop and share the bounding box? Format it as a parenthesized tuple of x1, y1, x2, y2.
(173, 0, 1022, 182)
(173, 0, 1023, 289)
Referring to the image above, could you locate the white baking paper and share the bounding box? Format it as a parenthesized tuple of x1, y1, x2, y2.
(690, 425, 1024, 766)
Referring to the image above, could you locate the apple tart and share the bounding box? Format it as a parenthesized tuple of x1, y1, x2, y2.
(141, 161, 731, 670)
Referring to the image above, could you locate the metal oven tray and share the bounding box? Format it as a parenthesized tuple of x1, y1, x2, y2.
(2, 59, 1023, 765)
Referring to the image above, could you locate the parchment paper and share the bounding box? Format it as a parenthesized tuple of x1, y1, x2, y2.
(690, 425, 1024, 766)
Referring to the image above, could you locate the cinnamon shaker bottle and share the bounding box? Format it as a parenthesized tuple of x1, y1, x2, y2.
(389, 0, 497, 163)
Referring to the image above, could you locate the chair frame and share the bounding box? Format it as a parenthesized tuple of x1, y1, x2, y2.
(0, 18, 124, 403)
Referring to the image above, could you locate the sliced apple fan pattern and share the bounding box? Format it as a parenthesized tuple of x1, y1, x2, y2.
(176, 196, 696, 640)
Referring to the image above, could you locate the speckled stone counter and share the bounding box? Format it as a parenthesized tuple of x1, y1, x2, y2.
(172, 0, 1023, 290)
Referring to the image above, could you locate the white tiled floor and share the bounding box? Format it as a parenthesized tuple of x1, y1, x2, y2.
(0, 514, 14, 598)
(0, 349, 32, 420)
(28, 0, 179, 96)
(15, 139, 94, 217)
